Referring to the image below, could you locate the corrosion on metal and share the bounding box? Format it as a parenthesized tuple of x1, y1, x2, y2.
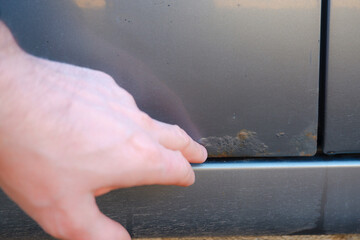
(306, 132, 317, 141)
(289, 125, 318, 157)
(200, 129, 268, 157)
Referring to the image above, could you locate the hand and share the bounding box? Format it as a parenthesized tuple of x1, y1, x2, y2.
(0, 22, 207, 240)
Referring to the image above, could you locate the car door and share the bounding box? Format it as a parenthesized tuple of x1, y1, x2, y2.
(1, 0, 360, 239)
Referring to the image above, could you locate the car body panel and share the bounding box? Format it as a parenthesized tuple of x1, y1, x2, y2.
(0, 0, 321, 157)
(323, 0, 360, 154)
(1, 160, 360, 238)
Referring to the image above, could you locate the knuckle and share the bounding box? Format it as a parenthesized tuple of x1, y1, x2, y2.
(128, 132, 146, 156)
(168, 152, 194, 186)
(139, 112, 155, 129)
(94, 70, 114, 82)
(173, 125, 191, 148)
(183, 167, 195, 185)
(124, 91, 137, 105)
(116, 88, 137, 106)
(176, 157, 195, 185)
(129, 132, 161, 160)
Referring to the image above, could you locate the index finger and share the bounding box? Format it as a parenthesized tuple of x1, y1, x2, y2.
(152, 120, 207, 163)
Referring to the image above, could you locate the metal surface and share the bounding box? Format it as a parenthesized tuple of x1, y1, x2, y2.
(0, 0, 321, 157)
(1, 160, 360, 238)
(323, 0, 360, 154)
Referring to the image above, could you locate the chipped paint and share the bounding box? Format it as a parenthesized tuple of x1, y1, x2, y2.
(237, 129, 254, 140)
(200, 125, 318, 157)
(208, 152, 233, 158)
(200, 129, 268, 157)
(299, 151, 313, 157)
(276, 132, 286, 138)
(306, 132, 318, 141)
(290, 125, 318, 156)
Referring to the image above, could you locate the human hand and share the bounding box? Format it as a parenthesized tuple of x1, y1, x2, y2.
(0, 22, 207, 240)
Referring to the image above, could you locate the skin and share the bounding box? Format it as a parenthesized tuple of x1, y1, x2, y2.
(0, 21, 207, 240)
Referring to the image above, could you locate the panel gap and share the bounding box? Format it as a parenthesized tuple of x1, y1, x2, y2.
(317, 0, 330, 155)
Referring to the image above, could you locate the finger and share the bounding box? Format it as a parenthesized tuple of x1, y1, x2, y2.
(153, 121, 207, 163)
(41, 194, 131, 240)
(95, 136, 196, 190)
(94, 187, 113, 197)
(131, 145, 196, 187)
(118, 110, 206, 164)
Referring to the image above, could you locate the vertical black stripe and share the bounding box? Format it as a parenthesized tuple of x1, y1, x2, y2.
(317, 0, 330, 154)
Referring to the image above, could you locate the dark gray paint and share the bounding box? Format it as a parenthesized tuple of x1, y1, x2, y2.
(2, 160, 360, 238)
(0, 0, 321, 157)
(324, 0, 360, 154)
(324, 167, 360, 232)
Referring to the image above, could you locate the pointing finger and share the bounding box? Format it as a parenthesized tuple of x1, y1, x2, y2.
(153, 121, 207, 163)
(95, 134, 196, 190)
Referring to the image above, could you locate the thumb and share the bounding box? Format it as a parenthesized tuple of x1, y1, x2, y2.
(42, 193, 131, 240)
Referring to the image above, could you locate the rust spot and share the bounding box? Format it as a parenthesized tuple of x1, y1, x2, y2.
(276, 132, 285, 138)
(300, 151, 313, 157)
(306, 132, 317, 141)
(237, 129, 255, 140)
(200, 129, 268, 157)
(289, 125, 317, 156)
(208, 152, 232, 158)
